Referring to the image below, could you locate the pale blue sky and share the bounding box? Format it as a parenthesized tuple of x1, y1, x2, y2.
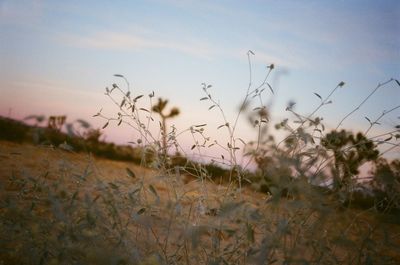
(1, 0, 399, 159)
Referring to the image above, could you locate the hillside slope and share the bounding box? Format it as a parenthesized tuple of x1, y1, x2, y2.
(0, 140, 399, 264)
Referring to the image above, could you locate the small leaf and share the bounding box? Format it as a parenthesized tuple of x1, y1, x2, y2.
(238, 138, 246, 145)
(120, 98, 126, 107)
(137, 208, 146, 215)
(286, 101, 296, 110)
(126, 168, 136, 178)
(134, 95, 144, 101)
(365, 117, 371, 123)
(384, 136, 392, 142)
(217, 124, 225, 129)
(267, 83, 274, 94)
(149, 185, 158, 198)
(395, 79, 400, 87)
(338, 81, 345, 87)
(191, 145, 196, 150)
(314, 92, 322, 100)
(221, 155, 224, 160)
(208, 105, 216, 110)
(195, 124, 207, 127)
(114, 74, 124, 78)
(248, 50, 255, 55)
(71, 191, 79, 202)
(247, 223, 255, 243)
(139, 108, 150, 112)
(117, 119, 122, 126)
(207, 84, 212, 88)
(108, 182, 119, 190)
(102, 121, 109, 129)
(200, 97, 208, 101)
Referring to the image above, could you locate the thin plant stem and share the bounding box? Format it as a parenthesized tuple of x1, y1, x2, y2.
(336, 78, 394, 129)
(364, 104, 400, 135)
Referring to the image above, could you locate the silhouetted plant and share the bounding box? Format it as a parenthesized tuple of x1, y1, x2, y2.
(321, 130, 379, 191)
(84, 128, 103, 144)
(370, 158, 400, 212)
(47, 115, 66, 131)
(152, 97, 180, 157)
(0, 116, 29, 142)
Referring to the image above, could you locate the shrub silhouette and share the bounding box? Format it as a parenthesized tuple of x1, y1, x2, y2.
(0, 117, 29, 142)
(321, 130, 379, 191)
(370, 158, 400, 212)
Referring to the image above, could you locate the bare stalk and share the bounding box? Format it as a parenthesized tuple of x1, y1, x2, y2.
(336, 78, 394, 129)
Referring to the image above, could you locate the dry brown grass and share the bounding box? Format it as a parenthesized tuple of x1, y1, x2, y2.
(1, 140, 399, 264)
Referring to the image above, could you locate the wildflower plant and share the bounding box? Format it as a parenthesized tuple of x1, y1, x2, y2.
(1, 51, 400, 265)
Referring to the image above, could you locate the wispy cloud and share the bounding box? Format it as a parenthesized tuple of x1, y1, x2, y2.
(261, 2, 400, 65)
(59, 30, 312, 71)
(169, 0, 399, 69)
(60, 31, 216, 59)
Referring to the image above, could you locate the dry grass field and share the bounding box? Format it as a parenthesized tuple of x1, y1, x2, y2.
(1, 140, 399, 264)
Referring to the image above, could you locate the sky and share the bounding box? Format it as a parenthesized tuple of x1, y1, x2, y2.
(0, 0, 399, 162)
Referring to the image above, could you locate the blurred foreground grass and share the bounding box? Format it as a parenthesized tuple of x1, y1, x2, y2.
(1, 140, 399, 264)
